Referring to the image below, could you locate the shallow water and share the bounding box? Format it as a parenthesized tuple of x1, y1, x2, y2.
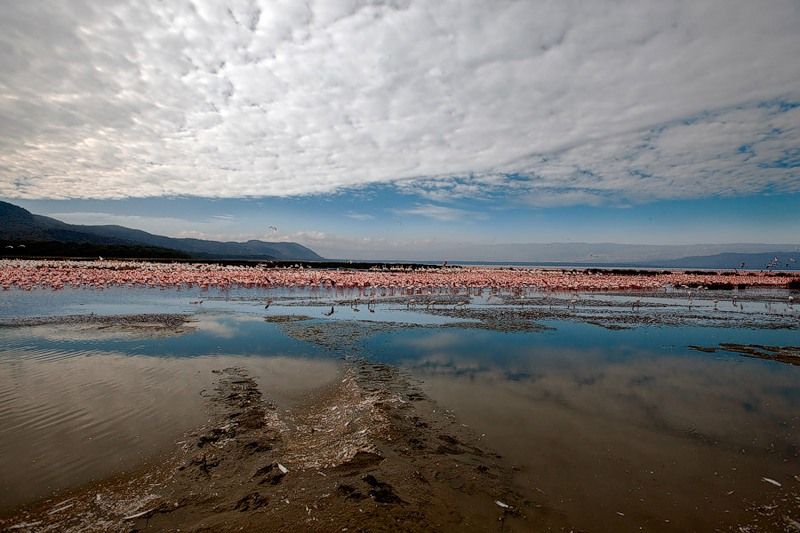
(366, 324, 800, 531)
(1, 286, 798, 531)
(0, 304, 343, 512)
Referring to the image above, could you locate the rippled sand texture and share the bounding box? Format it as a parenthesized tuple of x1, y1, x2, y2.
(0, 345, 339, 512)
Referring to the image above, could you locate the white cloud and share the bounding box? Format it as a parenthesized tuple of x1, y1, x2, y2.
(345, 212, 374, 221)
(393, 203, 483, 221)
(0, 0, 798, 205)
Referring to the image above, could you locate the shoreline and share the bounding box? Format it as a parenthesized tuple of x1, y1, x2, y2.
(0, 359, 548, 532)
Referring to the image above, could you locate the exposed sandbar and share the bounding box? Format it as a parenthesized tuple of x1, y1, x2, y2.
(0, 362, 549, 532)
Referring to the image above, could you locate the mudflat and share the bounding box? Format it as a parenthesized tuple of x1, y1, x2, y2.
(2, 360, 547, 532)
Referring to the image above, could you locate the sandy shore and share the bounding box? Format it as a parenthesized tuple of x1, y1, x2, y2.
(0, 358, 555, 532)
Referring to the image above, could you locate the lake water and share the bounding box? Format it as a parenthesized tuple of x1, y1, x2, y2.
(0, 286, 798, 531)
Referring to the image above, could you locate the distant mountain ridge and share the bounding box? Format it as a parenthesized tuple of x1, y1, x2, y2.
(638, 252, 800, 270)
(2, 200, 797, 268)
(0, 200, 323, 261)
(436, 242, 800, 264)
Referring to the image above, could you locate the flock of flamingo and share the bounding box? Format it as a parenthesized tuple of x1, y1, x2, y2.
(0, 259, 796, 292)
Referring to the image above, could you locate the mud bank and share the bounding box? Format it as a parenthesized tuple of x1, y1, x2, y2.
(689, 343, 800, 366)
(0, 314, 194, 339)
(1, 361, 555, 532)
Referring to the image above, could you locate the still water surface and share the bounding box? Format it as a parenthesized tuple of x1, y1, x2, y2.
(0, 287, 798, 531)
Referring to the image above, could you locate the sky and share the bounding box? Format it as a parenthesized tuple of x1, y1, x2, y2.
(1, 0, 799, 260)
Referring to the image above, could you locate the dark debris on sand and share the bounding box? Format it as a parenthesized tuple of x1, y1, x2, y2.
(0, 363, 565, 532)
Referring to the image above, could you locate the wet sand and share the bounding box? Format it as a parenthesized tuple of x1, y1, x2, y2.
(1, 361, 544, 532)
(0, 314, 195, 341)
